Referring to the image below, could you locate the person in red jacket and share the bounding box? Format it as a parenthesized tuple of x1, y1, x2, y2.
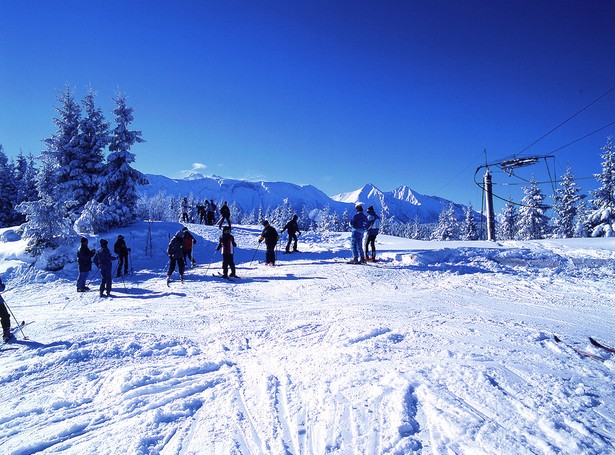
(216, 226, 237, 278)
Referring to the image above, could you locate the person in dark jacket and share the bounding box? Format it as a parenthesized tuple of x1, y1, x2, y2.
(181, 227, 197, 266)
(113, 235, 131, 277)
(0, 277, 11, 342)
(77, 237, 96, 292)
(166, 232, 185, 284)
(216, 226, 237, 278)
(349, 204, 369, 264)
(94, 239, 117, 297)
(282, 214, 301, 253)
(217, 201, 231, 229)
(364, 206, 381, 262)
(258, 220, 279, 266)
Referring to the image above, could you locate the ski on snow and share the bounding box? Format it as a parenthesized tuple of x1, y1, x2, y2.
(2, 320, 31, 345)
(553, 335, 603, 361)
(589, 337, 615, 354)
(212, 273, 239, 281)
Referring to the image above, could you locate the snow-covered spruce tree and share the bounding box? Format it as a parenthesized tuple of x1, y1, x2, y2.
(89, 92, 148, 231)
(497, 198, 519, 240)
(431, 203, 460, 241)
(551, 163, 582, 238)
(78, 89, 109, 207)
(17, 153, 75, 256)
(588, 136, 615, 237)
(574, 200, 591, 238)
(0, 146, 19, 227)
(317, 205, 336, 233)
(42, 86, 82, 218)
(14, 151, 39, 212)
(462, 203, 479, 241)
(517, 175, 549, 240)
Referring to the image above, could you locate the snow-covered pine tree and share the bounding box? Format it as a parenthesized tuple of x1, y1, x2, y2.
(497, 198, 518, 240)
(574, 200, 590, 238)
(340, 210, 350, 232)
(78, 89, 109, 206)
(94, 92, 148, 229)
(517, 175, 549, 240)
(431, 203, 460, 241)
(588, 136, 615, 237)
(0, 146, 18, 227)
(14, 151, 39, 209)
(43, 86, 83, 218)
(551, 163, 582, 238)
(17, 153, 75, 253)
(462, 203, 479, 241)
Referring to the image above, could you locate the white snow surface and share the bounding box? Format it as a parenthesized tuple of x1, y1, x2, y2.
(0, 222, 614, 454)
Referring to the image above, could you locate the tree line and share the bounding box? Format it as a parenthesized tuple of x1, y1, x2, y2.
(0, 86, 146, 255)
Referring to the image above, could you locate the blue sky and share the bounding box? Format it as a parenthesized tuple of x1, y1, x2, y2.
(1, 0, 614, 211)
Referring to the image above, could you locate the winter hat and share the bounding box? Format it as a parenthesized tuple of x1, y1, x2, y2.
(118, 235, 124, 239)
(262, 220, 270, 226)
(223, 226, 231, 232)
(355, 204, 363, 211)
(293, 214, 298, 220)
(182, 227, 188, 231)
(80, 237, 88, 244)
(100, 239, 108, 247)
(367, 206, 374, 212)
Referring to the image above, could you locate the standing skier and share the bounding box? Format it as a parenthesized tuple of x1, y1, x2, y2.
(0, 277, 11, 342)
(94, 239, 117, 297)
(77, 237, 96, 292)
(166, 231, 185, 284)
(217, 201, 231, 229)
(207, 200, 216, 225)
(282, 214, 301, 253)
(258, 220, 279, 266)
(364, 206, 381, 262)
(114, 235, 131, 277)
(181, 197, 190, 223)
(181, 227, 197, 266)
(349, 204, 369, 264)
(216, 226, 238, 278)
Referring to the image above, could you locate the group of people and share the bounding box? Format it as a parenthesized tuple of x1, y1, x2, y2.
(70, 204, 379, 295)
(182, 197, 232, 227)
(349, 204, 381, 264)
(76, 235, 132, 297)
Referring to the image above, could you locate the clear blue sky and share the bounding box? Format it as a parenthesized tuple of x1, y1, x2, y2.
(1, 0, 614, 211)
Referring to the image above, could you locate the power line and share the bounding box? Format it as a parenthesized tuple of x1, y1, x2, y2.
(517, 84, 615, 157)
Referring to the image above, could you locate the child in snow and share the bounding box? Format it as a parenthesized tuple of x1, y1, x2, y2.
(216, 226, 237, 278)
(258, 220, 279, 266)
(113, 235, 131, 277)
(94, 239, 117, 297)
(77, 237, 96, 292)
(166, 232, 185, 284)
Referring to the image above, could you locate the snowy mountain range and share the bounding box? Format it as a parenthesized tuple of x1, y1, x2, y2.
(138, 173, 477, 224)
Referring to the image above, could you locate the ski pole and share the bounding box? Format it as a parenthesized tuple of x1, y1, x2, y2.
(250, 242, 262, 265)
(204, 249, 218, 275)
(5, 299, 27, 340)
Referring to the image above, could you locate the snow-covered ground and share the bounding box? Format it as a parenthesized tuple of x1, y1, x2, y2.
(0, 222, 614, 454)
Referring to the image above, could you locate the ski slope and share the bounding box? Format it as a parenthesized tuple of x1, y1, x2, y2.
(0, 221, 614, 454)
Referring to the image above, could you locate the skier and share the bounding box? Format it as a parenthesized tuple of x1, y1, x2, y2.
(364, 206, 381, 262)
(77, 237, 96, 292)
(258, 220, 279, 266)
(181, 197, 189, 223)
(282, 214, 301, 253)
(349, 204, 369, 264)
(207, 200, 216, 225)
(0, 277, 11, 342)
(166, 231, 185, 284)
(181, 227, 197, 266)
(216, 226, 238, 278)
(94, 239, 117, 297)
(217, 201, 231, 229)
(197, 202, 206, 224)
(113, 235, 131, 277)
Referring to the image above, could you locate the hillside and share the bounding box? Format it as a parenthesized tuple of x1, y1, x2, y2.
(138, 175, 478, 224)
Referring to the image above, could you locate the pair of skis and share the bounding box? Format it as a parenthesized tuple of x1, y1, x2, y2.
(553, 334, 614, 360)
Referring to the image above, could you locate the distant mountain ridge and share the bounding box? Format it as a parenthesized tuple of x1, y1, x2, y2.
(138, 174, 476, 224)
